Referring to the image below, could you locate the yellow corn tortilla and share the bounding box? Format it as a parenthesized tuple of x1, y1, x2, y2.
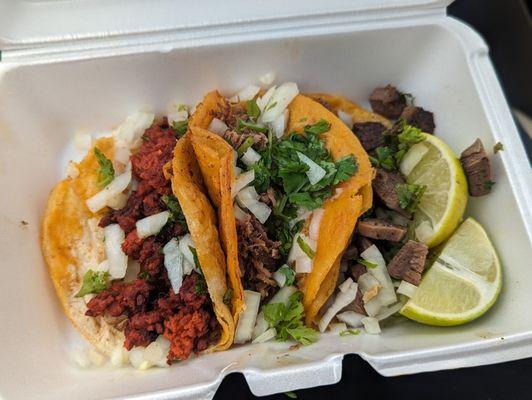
(42, 134, 234, 356)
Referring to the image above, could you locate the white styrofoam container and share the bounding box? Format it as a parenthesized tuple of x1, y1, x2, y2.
(0, 1, 531, 399)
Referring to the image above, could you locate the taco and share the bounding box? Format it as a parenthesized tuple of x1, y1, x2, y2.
(41, 112, 234, 367)
(187, 82, 374, 343)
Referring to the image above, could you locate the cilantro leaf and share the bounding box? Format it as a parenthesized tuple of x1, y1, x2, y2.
(395, 183, 426, 212)
(171, 120, 189, 137)
(333, 155, 358, 185)
(223, 288, 233, 305)
(189, 246, 202, 271)
(94, 148, 115, 187)
(370, 147, 396, 171)
(237, 119, 268, 133)
(284, 392, 298, 399)
(493, 142, 504, 153)
(162, 194, 188, 231)
(245, 99, 261, 121)
(339, 329, 361, 336)
(262, 291, 318, 345)
(278, 264, 296, 286)
(237, 137, 255, 156)
(296, 236, 315, 258)
(484, 180, 495, 190)
(357, 259, 377, 269)
(303, 119, 330, 135)
(194, 274, 208, 295)
(75, 270, 109, 297)
(397, 122, 425, 145)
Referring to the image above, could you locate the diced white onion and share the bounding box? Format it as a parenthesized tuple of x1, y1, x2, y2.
(86, 165, 132, 213)
(163, 239, 184, 294)
(136, 211, 170, 239)
(337, 110, 353, 127)
(143, 341, 164, 364)
(400, 142, 429, 176)
(297, 151, 326, 185)
(308, 208, 325, 241)
(235, 290, 262, 344)
(251, 327, 276, 344)
(74, 133, 92, 152)
(235, 85, 261, 102)
(287, 233, 315, 264)
(244, 199, 271, 224)
(252, 311, 270, 340)
(361, 245, 397, 306)
(154, 336, 171, 367)
(256, 85, 276, 112)
(110, 346, 129, 367)
(208, 117, 228, 135)
(329, 322, 348, 334)
(259, 72, 276, 85)
(66, 161, 80, 179)
(362, 317, 381, 335)
(290, 207, 312, 229)
(234, 166, 243, 176)
(331, 187, 344, 200)
(104, 224, 128, 279)
(178, 234, 197, 272)
(273, 270, 286, 288)
(88, 348, 106, 367)
(129, 347, 152, 370)
(337, 311, 365, 328)
(364, 297, 382, 317)
(232, 170, 255, 197)
(114, 146, 131, 166)
(252, 285, 298, 340)
(260, 82, 299, 123)
(114, 112, 155, 151)
(415, 221, 434, 243)
(296, 257, 313, 273)
(376, 302, 404, 321)
(241, 147, 262, 166)
(167, 104, 188, 125)
(236, 185, 260, 202)
(233, 203, 249, 222)
(397, 280, 418, 298)
(357, 272, 382, 303)
(107, 192, 128, 210)
(319, 279, 358, 333)
(270, 109, 289, 138)
(95, 259, 110, 273)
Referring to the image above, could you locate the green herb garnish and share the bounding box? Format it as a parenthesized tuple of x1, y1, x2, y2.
(339, 329, 361, 336)
(395, 183, 426, 212)
(484, 180, 495, 190)
(75, 270, 109, 297)
(189, 246, 201, 271)
(297, 236, 315, 259)
(357, 259, 377, 269)
(369, 146, 396, 171)
(493, 142, 504, 153)
(171, 120, 189, 137)
(237, 119, 268, 133)
(237, 136, 255, 156)
(245, 99, 261, 121)
(266, 101, 278, 111)
(277, 264, 296, 286)
(223, 288, 233, 305)
(263, 291, 318, 345)
(162, 194, 188, 231)
(284, 392, 298, 399)
(94, 148, 115, 187)
(194, 274, 208, 295)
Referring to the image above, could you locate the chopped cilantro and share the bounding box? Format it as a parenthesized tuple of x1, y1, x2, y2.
(296, 236, 315, 259)
(304, 119, 330, 135)
(75, 270, 109, 297)
(237, 119, 268, 133)
(339, 329, 361, 336)
(194, 274, 208, 295)
(189, 246, 201, 271)
(357, 259, 377, 269)
(278, 264, 296, 286)
(162, 194, 188, 231)
(395, 183, 426, 212)
(237, 137, 255, 156)
(263, 291, 318, 345)
(223, 288, 233, 305)
(285, 392, 298, 399)
(245, 99, 261, 121)
(94, 148, 115, 187)
(370, 146, 396, 171)
(493, 142, 504, 153)
(484, 180, 495, 190)
(171, 120, 189, 137)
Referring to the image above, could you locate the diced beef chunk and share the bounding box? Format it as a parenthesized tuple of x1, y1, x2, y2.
(349, 263, 367, 281)
(342, 243, 359, 261)
(358, 218, 407, 242)
(387, 240, 428, 285)
(400, 106, 435, 134)
(356, 236, 374, 253)
(352, 122, 387, 151)
(372, 168, 410, 217)
(353, 289, 367, 315)
(369, 85, 406, 119)
(460, 138, 494, 197)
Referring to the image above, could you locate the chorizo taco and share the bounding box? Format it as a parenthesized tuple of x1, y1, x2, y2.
(41, 112, 234, 367)
(187, 82, 374, 343)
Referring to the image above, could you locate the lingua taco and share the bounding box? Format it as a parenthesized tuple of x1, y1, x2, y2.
(41, 112, 234, 366)
(186, 82, 374, 343)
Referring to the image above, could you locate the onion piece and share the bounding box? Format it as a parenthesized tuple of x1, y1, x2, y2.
(252, 312, 270, 340)
(270, 109, 289, 138)
(241, 147, 262, 166)
(318, 278, 358, 333)
(237, 188, 271, 224)
(136, 211, 170, 239)
(208, 117, 228, 135)
(272, 271, 286, 288)
(415, 221, 433, 243)
(259, 72, 276, 85)
(232, 170, 255, 197)
(376, 302, 403, 321)
(86, 166, 132, 213)
(154, 336, 171, 367)
(178, 234, 197, 272)
(308, 208, 325, 241)
(252, 286, 298, 340)
(233, 203, 249, 222)
(129, 347, 152, 370)
(143, 341, 164, 364)
(234, 85, 261, 102)
(256, 85, 276, 112)
(104, 224, 128, 279)
(362, 317, 381, 335)
(251, 327, 276, 344)
(107, 192, 128, 210)
(336, 311, 365, 328)
(110, 346, 129, 367)
(236, 185, 260, 202)
(364, 296, 382, 317)
(337, 110, 353, 127)
(114, 112, 155, 151)
(361, 245, 397, 306)
(287, 233, 315, 264)
(163, 238, 184, 294)
(260, 82, 299, 123)
(357, 272, 382, 303)
(397, 280, 418, 298)
(167, 104, 188, 125)
(234, 290, 262, 344)
(295, 257, 312, 273)
(74, 133, 92, 152)
(297, 151, 326, 185)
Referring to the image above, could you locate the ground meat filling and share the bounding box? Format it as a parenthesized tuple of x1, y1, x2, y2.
(236, 214, 281, 298)
(88, 120, 219, 362)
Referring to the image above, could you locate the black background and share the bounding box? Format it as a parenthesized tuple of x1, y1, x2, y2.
(214, 1, 532, 399)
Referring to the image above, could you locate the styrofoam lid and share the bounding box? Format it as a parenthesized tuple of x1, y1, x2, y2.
(0, 0, 452, 51)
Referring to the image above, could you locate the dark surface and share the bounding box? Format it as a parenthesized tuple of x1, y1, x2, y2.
(215, 1, 532, 399)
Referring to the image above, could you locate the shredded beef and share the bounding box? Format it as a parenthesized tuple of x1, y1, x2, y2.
(237, 214, 281, 298)
(259, 187, 277, 208)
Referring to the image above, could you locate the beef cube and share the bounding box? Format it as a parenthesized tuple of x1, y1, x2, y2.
(387, 240, 428, 285)
(352, 122, 387, 151)
(372, 168, 411, 217)
(369, 85, 406, 119)
(400, 106, 435, 134)
(356, 236, 374, 253)
(353, 289, 367, 316)
(358, 218, 407, 242)
(349, 262, 367, 281)
(460, 138, 494, 197)
(342, 243, 359, 261)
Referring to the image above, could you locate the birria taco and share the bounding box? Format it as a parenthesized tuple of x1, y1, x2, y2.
(42, 111, 234, 367)
(187, 81, 374, 344)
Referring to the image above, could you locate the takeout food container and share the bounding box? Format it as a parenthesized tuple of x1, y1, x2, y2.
(1, 0, 531, 398)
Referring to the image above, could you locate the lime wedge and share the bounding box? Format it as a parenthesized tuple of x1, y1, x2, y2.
(400, 134, 468, 248)
(400, 218, 502, 326)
